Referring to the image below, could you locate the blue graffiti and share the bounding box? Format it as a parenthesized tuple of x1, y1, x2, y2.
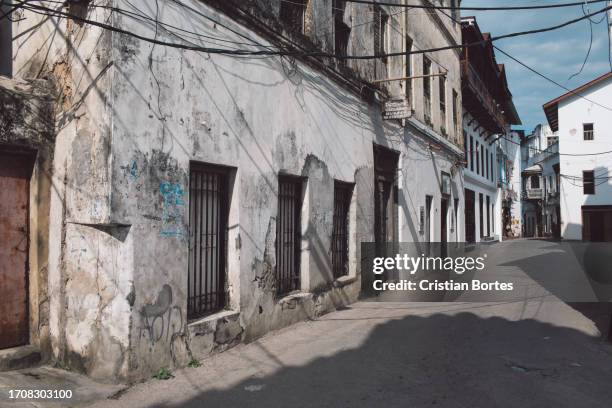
(129, 160, 138, 180)
(160, 182, 185, 237)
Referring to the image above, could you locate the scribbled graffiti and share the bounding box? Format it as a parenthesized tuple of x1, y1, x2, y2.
(159, 182, 185, 237)
(139, 284, 183, 346)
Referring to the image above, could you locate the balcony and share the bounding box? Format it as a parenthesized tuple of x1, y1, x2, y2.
(524, 188, 543, 200)
(461, 61, 507, 133)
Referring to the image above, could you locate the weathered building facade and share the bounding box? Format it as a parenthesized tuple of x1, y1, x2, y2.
(521, 124, 560, 238)
(460, 17, 521, 243)
(1, 0, 464, 381)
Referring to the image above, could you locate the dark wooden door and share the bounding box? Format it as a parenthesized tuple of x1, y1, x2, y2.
(583, 206, 612, 242)
(374, 146, 399, 254)
(0, 153, 31, 349)
(465, 189, 475, 243)
(441, 198, 448, 257)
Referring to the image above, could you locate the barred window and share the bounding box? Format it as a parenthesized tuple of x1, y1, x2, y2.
(280, 0, 307, 34)
(333, 1, 350, 62)
(276, 176, 303, 295)
(331, 181, 353, 278)
(374, 5, 389, 64)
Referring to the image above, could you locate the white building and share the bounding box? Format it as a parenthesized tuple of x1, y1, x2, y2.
(498, 129, 523, 238)
(461, 18, 521, 243)
(543, 72, 612, 241)
(521, 124, 560, 238)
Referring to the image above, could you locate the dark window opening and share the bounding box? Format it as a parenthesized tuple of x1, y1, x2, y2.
(583, 123, 594, 141)
(475, 141, 480, 175)
(479, 193, 484, 238)
(276, 176, 303, 295)
(280, 0, 307, 34)
(439, 75, 446, 133)
(452, 90, 459, 137)
(334, 1, 350, 63)
(0, 2, 12, 77)
(188, 163, 230, 319)
(405, 36, 413, 102)
(465, 188, 475, 243)
(485, 149, 489, 179)
(374, 5, 389, 65)
(530, 174, 540, 189)
(583, 170, 595, 195)
(423, 57, 432, 124)
(469, 136, 474, 172)
(332, 181, 353, 279)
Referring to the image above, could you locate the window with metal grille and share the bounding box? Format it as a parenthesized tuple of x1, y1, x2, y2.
(373, 5, 388, 64)
(583, 123, 594, 140)
(583, 170, 595, 195)
(280, 0, 307, 34)
(188, 163, 229, 319)
(423, 57, 432, 124)
(276, 176, 303, 295)
(334, 1, 350, 63)
(332, 181, 353, 279)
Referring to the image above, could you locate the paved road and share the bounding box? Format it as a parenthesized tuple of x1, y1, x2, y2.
(4, 239, 612, 408)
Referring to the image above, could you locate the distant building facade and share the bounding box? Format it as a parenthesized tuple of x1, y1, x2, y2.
(544, 72, 612, 241)
(521, 124, 560, 238)
(460, 17, 521, 243)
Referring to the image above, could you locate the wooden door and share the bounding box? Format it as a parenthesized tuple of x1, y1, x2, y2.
(0, 152, 31, 349)
(441, 198, 448, 257)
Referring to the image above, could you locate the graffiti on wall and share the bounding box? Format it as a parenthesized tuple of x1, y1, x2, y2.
(139, 284, 183, 346)
(160, 182, 185, 237)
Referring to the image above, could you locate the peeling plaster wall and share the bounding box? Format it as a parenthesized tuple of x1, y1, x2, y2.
(11, 1, 131, 380)
(0, 76, 56, 360)
(7, 0, 464, 382)
(108, 0, 462, 380)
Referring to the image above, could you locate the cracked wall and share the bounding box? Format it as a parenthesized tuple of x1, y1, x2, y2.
(7, 0, 463, 382)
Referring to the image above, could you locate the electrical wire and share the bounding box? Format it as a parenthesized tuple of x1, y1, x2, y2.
(4, 0, 611, 61)
(342, 0, 610, 11)
(493, 45, 612, 112)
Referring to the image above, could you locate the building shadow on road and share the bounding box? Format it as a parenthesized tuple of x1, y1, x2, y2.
(142, 309, 612, 408)
(498, 239, 612, 339)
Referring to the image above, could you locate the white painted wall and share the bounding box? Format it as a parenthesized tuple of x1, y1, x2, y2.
(557, 76, 612, 240)
(463, 111, 500, 242)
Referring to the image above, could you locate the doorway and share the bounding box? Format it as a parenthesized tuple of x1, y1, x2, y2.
(465, 189, 475, 243)
(441, 198, 448, 257)
(0, 152, 33, 349)
(374, 145, 399, 254)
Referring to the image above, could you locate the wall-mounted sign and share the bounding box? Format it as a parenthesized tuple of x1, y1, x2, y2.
(383, 99, 411, 120)
(441, 172, 451, 196)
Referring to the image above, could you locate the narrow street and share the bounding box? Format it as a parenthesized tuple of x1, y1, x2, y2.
(4, 239, 611, 408)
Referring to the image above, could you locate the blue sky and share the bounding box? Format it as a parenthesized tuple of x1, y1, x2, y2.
(462, 0, 612, 133)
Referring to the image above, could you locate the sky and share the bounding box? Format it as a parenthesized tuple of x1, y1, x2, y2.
(462, 0, 612, 134)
